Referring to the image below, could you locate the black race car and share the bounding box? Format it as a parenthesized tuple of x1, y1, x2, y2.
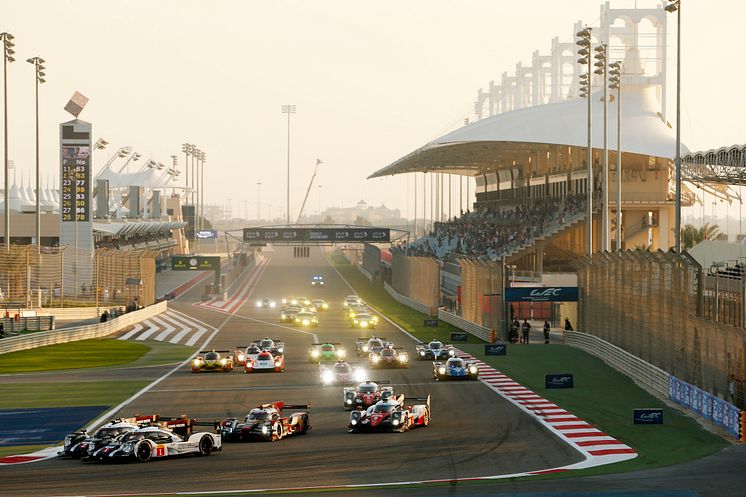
(59, 416, 156, 459)
(348, 394, 430, 433)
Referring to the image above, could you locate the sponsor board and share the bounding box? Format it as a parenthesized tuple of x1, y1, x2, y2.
(633, 408, 664, 424)
(424, 319, 439, 327)
(505, 286, 578, 302)
(242, 227, 390, 243)
(485, 343, 507, 356)
(545, 373, 574, 389)
(669, 375, 741, 439)
(449, 332, 468, 342)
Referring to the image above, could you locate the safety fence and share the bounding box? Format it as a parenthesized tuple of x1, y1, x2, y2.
(437, 310, 492, 342)
(0, 244, 157, 309)
(669, 375, 742, 440)
(2, 315, 56, 333)
(459, 259, 505, 334)
(0, 300, 168, 355)
(573, 250, 745, 410)
(362, 243, 381, 281)
(357, 264, 373, 282)
(391, 250, 440, 312)
(384, 282, 431, 315)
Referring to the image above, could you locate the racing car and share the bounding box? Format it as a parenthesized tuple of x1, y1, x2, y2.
(351, 312, 379, 329)
(294, 311, 319, 327)
(92, 416, 221, 462)
(433, 356, 479, 380)
(311, 275, 325, 286)
(191, 350, 234, 372)
(234, 344, 262, 366)
(255, 297, 276, 309)
(280, 306, 301, 322)
(415, 340, 456, 360)
(256, 337, 285, 355)
(311, 298, 329, 311)
(282, 296, 311, 307)
(343, 295, 363, 308)
(343, 380, 394, 410)
(245, 350, 285, 373)
(320, 360, 367, 385)
(308, 342, 346, 363)
(355, 337, 389, 357)
(346, 303, 369, 320)
(370, 346, 409, 368)
(59, 415, 158, 458)
(348, 394, 431, 433)
(220, 402, 310, 442)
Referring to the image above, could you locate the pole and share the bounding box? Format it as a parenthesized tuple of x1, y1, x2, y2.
(34, 67, 40, 253)
(256, 182, 261, 220)
(3, 48, 8, 251)
(616, 82, 622, 252)
(602, 47, 609, 252)
(459, 175, 463, 214)
(586, 49, 593, 257)
(413, 174, 417, 238)
(448, 174, 452, 220)
(286, 111, 291, 225)
(674, 4, 682, 252)
(200, 155, 204, 230)
(422, 172, 426, 236)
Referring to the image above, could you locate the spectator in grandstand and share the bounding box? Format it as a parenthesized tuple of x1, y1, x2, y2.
(521, 319, 530, 344)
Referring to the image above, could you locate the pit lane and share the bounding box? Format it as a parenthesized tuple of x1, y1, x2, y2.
(0, 246, 581, 497)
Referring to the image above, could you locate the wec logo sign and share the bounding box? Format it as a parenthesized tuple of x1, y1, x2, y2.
(529, 288, 562, 297)
(545, 373, 574, 389)
(634, 408, 664, 424)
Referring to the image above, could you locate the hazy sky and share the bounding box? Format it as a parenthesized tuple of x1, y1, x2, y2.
(2, 0, 745, 222)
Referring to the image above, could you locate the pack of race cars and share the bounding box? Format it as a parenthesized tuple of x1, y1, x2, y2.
(59, 293, 479, 463)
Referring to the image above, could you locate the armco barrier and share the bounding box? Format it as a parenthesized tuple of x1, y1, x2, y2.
(564, 330, 670, 399)
(384, 282, 431, 315)
(438, 310, 492, 342)
(0, 301, 168, 355)
(357, 264, 373, 282)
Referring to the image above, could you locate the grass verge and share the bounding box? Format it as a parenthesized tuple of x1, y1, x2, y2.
(331, 250, 730, 476)
(0, 339, 150, 374)
(0, 380, 148, 409)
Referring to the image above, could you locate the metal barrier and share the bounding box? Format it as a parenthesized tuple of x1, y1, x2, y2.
(0, 300, 168, 355)
(384, 282, 431, 315)
(2, 316, 55, 333)
(357, 264, 373, 282)
(438, 310, 492, 342)
(564, 330, 670, 399)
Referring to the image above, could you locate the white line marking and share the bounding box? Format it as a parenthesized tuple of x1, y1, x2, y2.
(117, 323, 143, 341)
(152, 315, 177, 341)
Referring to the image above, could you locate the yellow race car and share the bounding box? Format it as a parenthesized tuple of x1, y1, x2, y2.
(191, 350, 234, 372)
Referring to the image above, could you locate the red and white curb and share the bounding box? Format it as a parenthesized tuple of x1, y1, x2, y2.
(456, 349, 637, 472)
(0, 446, 60, 466)
(194, 256, 270, 315)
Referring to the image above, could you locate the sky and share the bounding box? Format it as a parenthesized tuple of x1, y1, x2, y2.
(2, 0, 745, 224)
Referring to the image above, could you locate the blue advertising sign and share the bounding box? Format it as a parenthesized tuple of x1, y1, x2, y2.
(423, 319, 439, 327)
(669, 375, 741, 439)
(545, 373, 574, 389)
(449, 332, 468, 342)
(485, 344, 507, 356)
(633, 408, 663, 424)
(505, 286, 578, 302)
(196, 229, 218, 240)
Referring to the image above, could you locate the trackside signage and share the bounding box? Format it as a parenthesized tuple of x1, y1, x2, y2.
(485, 344, 507, 355)
(633, 408, 663, 424)
(545, 373, 574, 389)
(505, 287, 578, 302)
(669, 375, 741, 439)
(242, 228, 390, 243)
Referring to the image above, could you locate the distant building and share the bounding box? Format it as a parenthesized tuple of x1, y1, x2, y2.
(312, 200, 403, 225)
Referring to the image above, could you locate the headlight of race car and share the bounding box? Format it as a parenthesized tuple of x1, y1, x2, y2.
(277, 347, 284, 354)
(391, 413, 400, 426)
(193, 358, 202, 365)
(321, 370, 334, 384)
(274, 360, 282, 367)
(354, 369, 367, 382)
(469, 365, 478, 374)
(372, 316, 379, 323)
(336, 349, 346, 358)
(238, 354, 245, 361)
(261, 425, 269, 434)
(311, 350, 320, 358)
(362, 345, 369, 352)
(438, 366, 446, 375)
(399, 353, 408, 362)
(302, 319, 310, 325)
(360, 321, 368, 327)
(448, 349, 456, 356)
(419, 350, 426, 356)
(256, 300, 262, 307)
(371, 355, 380, 363)
(281, 314, 287, 319)
(346, 398, 353, 404)
(322, 303, 329, 309)
(270, 302, 276, 308)
(220, 359, 227, 365)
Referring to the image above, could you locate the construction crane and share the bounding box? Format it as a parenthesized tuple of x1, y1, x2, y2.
(295, 159, 322, 224)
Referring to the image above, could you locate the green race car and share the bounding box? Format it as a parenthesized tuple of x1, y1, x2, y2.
(308, 342, 346, 363)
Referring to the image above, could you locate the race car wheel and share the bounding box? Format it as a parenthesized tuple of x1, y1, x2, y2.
(272, 423, 283, 441)
(135, 443, 151, 462)
(423, 411, 430, 426)
(198, 435, 213, 456)
(299, 417, 309, 434)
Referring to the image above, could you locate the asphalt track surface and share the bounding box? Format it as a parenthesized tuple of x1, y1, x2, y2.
(3, 246, 745, 497)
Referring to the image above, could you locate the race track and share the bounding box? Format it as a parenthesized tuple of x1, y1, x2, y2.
(0, 246, 582, 497)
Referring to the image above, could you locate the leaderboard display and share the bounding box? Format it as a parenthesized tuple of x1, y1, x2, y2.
(61, 145, 91, 222)
(243, 227, 390, 243)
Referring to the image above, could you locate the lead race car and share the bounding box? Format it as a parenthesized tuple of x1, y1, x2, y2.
(415, 340, 456, 360)
(433, 356, 479, 380)
(59, 415, 158, 459)
(255, 297, 276, 309)
(348, 394, 431, 433)
(91, 416, 221, 462)
(343, 380, 393, 410)
(220, 402, 310, 442)
(191, 350, 234, 372)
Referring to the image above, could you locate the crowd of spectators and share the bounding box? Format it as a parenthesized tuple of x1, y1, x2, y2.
(406, 194, 586, 262)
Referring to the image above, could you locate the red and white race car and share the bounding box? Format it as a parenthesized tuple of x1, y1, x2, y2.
(348, 394, 430, 433)
(220, 402, 310, 442)
(245, 350, 285, 373)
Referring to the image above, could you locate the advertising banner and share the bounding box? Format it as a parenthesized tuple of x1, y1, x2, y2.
(197, 230, 218, 240)
(545, 373, 574, 389)
(243, 227, 390, 243)
(485, 344, 507, 356)
(505, 287, 578, 302)
(633, 408, 663, 424)
(669, 375, 741, 439)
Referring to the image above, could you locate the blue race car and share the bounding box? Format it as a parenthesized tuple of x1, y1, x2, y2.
(311, 275, 325, 286)
(433, 357, 479, 380)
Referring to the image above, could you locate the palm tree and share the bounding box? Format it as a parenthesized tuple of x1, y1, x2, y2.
(682, 223, 720, 250)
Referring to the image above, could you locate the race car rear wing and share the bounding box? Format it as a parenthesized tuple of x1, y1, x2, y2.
(259, 402, 311, 412)
(310, 342, 341, 346)
(403, 395, 431, 407)
(198, 350, 232, 354)
(361, 379, 391, 385)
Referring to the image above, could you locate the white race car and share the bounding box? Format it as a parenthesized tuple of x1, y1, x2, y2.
(93, 418, 221, 462)
(320, 361, 367, 385)
(245, 350, 285, 373)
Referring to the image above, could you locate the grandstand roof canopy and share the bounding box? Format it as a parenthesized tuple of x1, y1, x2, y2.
(93, 220, 186, 237)
(682, 144, 746, 185)
(369, 83, 685, 179)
